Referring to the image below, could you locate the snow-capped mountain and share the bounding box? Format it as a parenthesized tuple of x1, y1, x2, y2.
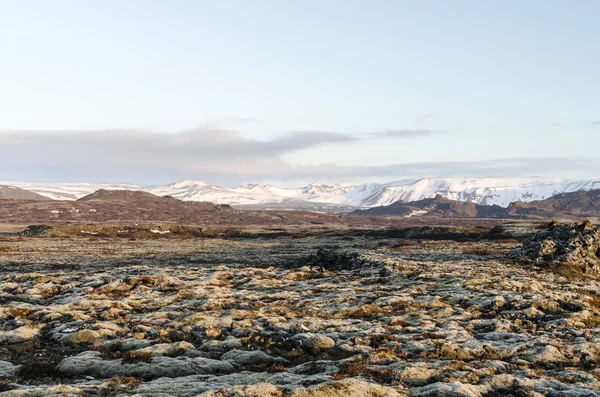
(144, 178, 600, 208)
(2, 177, 600, 209)
(355, 178, 600, 207)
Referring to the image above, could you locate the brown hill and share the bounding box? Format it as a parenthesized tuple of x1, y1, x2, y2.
(0, 189, 233, 224)
(352, 189, 600, 220)
(77, 189, 220, 210)
(78, 189, 162, 203)
(0, 185, 51, 201)
(507, 189, 600, 218)
(0, 188, 359, 227)
(351, 195, 508, 218)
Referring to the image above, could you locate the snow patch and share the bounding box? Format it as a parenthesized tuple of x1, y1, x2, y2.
(150, 229, 170, 235)
(406, 210, 428, 218)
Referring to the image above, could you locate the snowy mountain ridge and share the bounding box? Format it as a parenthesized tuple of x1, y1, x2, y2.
(1, 177, 599, 209)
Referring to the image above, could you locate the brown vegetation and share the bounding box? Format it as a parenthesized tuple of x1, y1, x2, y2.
(461, 247, 494, 255)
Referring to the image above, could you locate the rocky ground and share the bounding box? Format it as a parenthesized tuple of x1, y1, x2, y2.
(0, 231, 599, 396)
(509, 221, 600, 274)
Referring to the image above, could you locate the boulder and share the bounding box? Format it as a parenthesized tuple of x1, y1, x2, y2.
(0, 360, 20, 379)
(289, 378, 402, 397)
(408, 382, 488, 397)
(306, 249, 399, 272)
(66, 329, 102, 344)
(522, 345, 568, 366)
(221, 349, 289, 367)
(57, 351, 235, 380)
(0, 326, 40, 345)
(199, 383, 282, 397)
(303, 335, 335, 354)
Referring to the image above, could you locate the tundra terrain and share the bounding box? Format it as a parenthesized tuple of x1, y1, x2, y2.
(0, 224, 598, 396)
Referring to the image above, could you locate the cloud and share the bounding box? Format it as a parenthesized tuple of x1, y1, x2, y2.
(370, 129, 446, 138)
(0, 128, 354, 160)
(0, 127, 356, 184)
(0, 127, 594, 185)
(415, 114, 435, 123)
(587, 120, 600, 126)
(552, 123, 567, 129)
(271, 157, 598, 181)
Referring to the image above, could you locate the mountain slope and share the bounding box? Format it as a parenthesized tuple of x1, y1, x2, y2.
(352, 189, 600, 220)
(0, 181, 139, 200)
(351, 195, 509, 218)
(0, 185, 51, 201)
(77, 189, 228, 213)
(145, 178, 600, 208)
(0, 189, 234, 224)
(507, 190, 600, 218)
(354, 178, 600, 207)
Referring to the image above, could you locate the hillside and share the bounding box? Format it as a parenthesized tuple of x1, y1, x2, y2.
(78, 189, 219, 209)
(351, 195, 508, 218)
(0, 190, 234, 225)
(352, 189, 600, 220)
(507, 189, 600, 218)
(0, 185, 51, 201)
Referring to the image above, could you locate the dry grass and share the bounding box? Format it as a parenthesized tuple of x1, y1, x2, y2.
(388, 240, 417, 253)
(338, 304, 387, 319)
(586, 293, 600, 309)
(389, 246, 414, 253)
(332, 357, 402, 385)
(121, 351, 153, 364)
(5, 306, 35, 319)
(0, 244, 17, 253)
(590, 369, 600, 382)
(551, 264, 600, 282)
(582, 293, 600, 327)
(111, 376, 141, 387)
(461, 247, 494, 256)
(49, 224, 205, 239)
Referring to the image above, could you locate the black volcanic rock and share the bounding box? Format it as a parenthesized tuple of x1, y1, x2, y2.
(508, 221, 600, 273)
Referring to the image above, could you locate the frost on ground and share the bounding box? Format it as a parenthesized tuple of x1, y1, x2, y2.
(0, 234, 599, 396)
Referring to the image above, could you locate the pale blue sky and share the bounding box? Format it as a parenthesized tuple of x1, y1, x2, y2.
(0, 0, 598, 185)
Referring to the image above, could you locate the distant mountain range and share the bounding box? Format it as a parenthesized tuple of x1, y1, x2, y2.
(0, 184, 599, 223)
(1, 177, 600, 210)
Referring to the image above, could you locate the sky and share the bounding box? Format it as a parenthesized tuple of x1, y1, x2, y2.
(0, 0, 599, 186)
